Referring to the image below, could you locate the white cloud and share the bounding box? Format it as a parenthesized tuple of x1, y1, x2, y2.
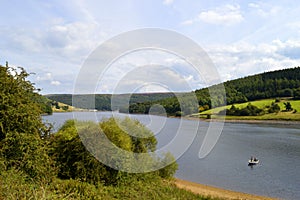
(181, 19, 194, 25)
(274, 39, 300, 59)
(248, 3, 259, 8)
(36, 72, 61, 87)
(37, 73, 53, 81)
(42, 21, 107, 58)
(4, 20, 108, 65)
(51, 80, 61, 86)
(198, 4, 244, 26)
(248, 2, 280, 17)
(206, 39, 300, 82)
(163, 0, 174, 5)
(93, 50, 205, 93)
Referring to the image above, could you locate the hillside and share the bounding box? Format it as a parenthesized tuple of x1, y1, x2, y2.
(46, 67, 300, 117)
(196, 98, 300, 121)
(46, 93, 176, 111)
(127, 67, 300, 116)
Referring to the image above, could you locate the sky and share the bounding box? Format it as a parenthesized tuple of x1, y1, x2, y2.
(1, 0, 300, 94)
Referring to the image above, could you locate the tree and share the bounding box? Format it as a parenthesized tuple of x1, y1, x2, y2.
(49, 117, 175, 185)
(268, 102, 281, 113)
(0, 62, 55, 181)
(294, 88, 300, 99)
(0, 64, 48, 139)
(284, 102, 293, 111)
(158, 152, 178, 179)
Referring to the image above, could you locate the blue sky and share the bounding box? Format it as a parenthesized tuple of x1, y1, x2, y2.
(1, 0, 300, 94)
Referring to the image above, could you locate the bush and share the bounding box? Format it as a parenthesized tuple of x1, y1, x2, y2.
(0, 132, 56, 182)
(293, 109, 297, 113)
(158, 152, 178, 179)
(0, 63, 55, 183)
(221, 103, 264, 116)
(284, 102, 293, 111)
(49, 118, 176, 185)
(268, 102, 281, 113)
(0, 64, 48, 140)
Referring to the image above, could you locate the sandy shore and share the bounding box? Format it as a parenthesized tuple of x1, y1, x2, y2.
(174, 179, 277, 200)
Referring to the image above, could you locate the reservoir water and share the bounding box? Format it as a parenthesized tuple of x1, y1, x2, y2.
(43, 112, 300, 200)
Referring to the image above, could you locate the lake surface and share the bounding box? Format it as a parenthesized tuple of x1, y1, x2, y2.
(43, 112, 300, 200)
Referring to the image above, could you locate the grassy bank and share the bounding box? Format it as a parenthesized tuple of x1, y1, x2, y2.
(0, 169, 218, 200)
(196, 99, 300, 121)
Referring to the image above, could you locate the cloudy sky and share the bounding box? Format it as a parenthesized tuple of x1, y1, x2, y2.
(1, 0, 300, 94)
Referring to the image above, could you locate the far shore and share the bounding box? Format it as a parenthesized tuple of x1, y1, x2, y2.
(174, 178, 277, 200)
(50, 110, 300, 125)
(184, 116, 300, 125)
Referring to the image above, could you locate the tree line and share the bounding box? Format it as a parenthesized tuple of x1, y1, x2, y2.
(128, 67, 300, 116)
(46, 66, 300, 116)
(46, 93, 176, 111)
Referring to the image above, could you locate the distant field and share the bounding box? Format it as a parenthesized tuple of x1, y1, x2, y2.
(197, 98, 300, 121)
(52, 102, 78, 112)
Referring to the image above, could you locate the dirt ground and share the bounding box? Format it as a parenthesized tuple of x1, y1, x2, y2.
(175, 179, 277, 200)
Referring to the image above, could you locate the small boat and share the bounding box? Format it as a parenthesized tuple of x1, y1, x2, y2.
(248, 157, 259, 165)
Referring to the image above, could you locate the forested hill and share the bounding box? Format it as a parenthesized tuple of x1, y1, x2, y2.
(46, 93, 176, 111)
(199, 66, 300, 107)
(46, 67, 300, 115)
(128, 67, 300, 116)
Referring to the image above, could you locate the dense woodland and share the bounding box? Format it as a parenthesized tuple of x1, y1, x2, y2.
(47, 67, 300, 116)
(128, 67, 300, 116)
(219, 66, 300, 104)
(46, 93, 176, 111)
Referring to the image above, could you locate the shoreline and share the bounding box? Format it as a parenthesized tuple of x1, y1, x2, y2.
(184, 116, 300, 125)
(174, 178, 277, 200)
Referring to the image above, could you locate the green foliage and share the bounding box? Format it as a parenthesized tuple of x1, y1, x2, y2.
(49, 117, 175, 186)
(0, 171, 213, 200)
(115, 117, 157, 153)
(0, 63, 55, 182)
(284, 102, 293, 111)
(62, 105, 69, 111)
(52, 101, 61, 109)
(268, 102, 281, 113)
(0, 63, 215, 199)
(49, 120, 108, 184)
(121, 67, 300, 116)
(0, 64, 49, 140)
(294, 88, 300, 99)
(47, 67, 300, 117)
(0, 132, 55, 182)
(46, 93, 176, 111)
(158, 152, 178, 179)
(221, 103, 264, 116)
(32, 94, 53, 115)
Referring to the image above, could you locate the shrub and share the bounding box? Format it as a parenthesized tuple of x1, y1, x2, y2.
(268, 102, 281, 113)
(0, 63, 55, 182)
(221, 103, 264, 116)
(158, 152, 178, 179)
(0, 64, 48, 140)
(284, 102, 293, 111)
(49, 118, 176, 185)
(0, 132, 56, 182)
(293, 109, 297, 113)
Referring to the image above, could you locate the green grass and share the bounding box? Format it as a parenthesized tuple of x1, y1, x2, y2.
(0, 168, 220, 200)
(197, 98, 300, 121)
